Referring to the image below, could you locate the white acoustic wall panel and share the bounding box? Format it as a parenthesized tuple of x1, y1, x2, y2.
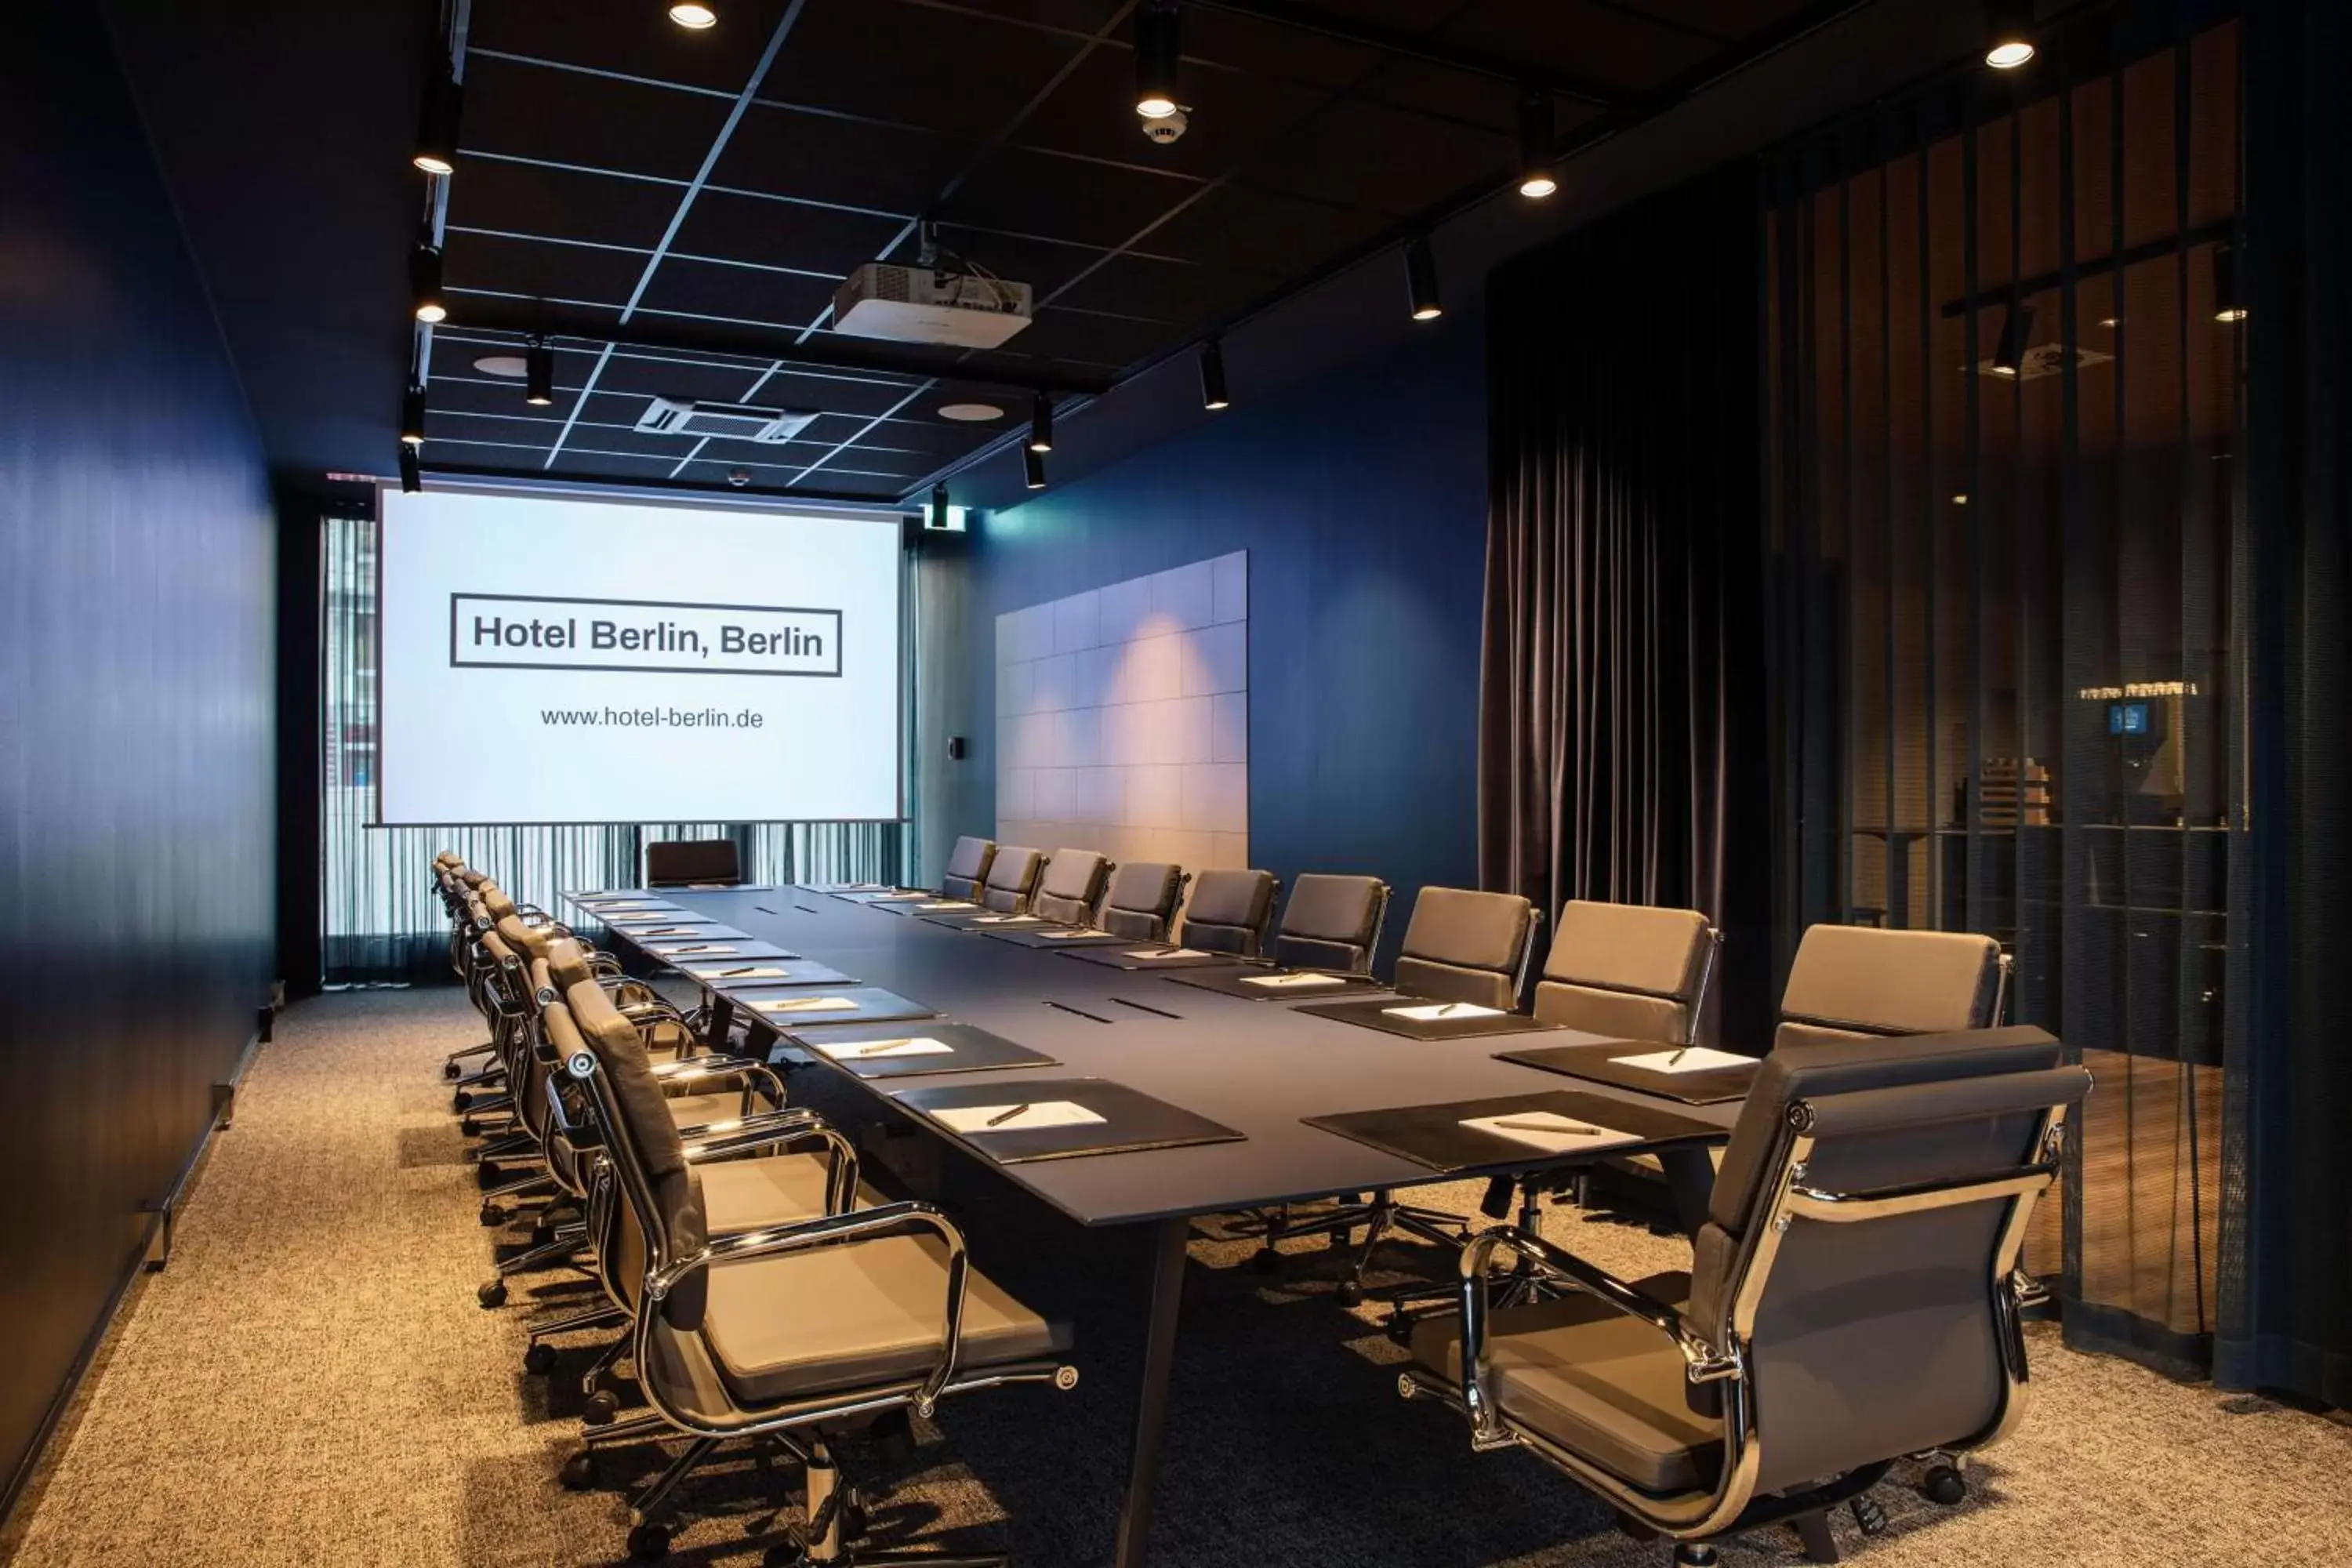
(996, 551, 1247, 873)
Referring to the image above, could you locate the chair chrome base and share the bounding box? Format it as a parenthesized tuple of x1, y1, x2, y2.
(762, 1439, 1007, 1568)
(1254, 1191, 1469, 1303)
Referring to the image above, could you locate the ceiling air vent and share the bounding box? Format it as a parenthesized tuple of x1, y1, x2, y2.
(635, 397, 819, 443)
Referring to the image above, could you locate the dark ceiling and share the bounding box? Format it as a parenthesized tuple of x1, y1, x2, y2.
(412, 0, 1835, 501)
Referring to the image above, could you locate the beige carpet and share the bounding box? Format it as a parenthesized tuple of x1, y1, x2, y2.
(6, 987, 2348, 1567)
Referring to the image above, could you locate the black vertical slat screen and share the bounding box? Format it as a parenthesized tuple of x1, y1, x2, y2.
(317, 514, 905, 985)
(1763, 9, 2242, 1376)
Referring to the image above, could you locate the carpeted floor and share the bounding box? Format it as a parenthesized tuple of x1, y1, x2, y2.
(7, 987, 2348, 1567)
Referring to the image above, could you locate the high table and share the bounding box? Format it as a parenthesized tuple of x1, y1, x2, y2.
(569, 885, 1739, 1568)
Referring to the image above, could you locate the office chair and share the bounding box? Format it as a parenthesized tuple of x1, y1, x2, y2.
(1094, 861, 1189, 941)
(1534, 901, 1721, 1039)
(645, 837, 743, 887)
(551, 971, 1079, 1564)
(1176, 867, 1279, 956)
(1254, 887, 1538, 1304)
(938, 834, 997, 901)
(975, 844, 1044, 913)
(1777, 925, 2009, 1050)
(1029, 848, 1111, 925)
(1398, 1025, 2088, 1566)
(1269, 873, 1391, 972)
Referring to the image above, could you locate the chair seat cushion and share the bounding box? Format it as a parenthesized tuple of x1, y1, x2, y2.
(701, 1236, 1069, 1406)
(1409, 1271, 1720, 1495)
(695, 1156, 886, 1232)
(665, 1091, 760, 1129)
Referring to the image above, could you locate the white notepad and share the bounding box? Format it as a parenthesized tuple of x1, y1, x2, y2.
(1610, 1046, 1755, 1076)
(935, 1101, 1105, 1134)
(1037, 929, 1109, 941)
(689, 965, 793, 980)
(1385, 1001, 1505, 1022)
(919, 900, 976, 910)
(652, 943, 737, 956)
(1240, 972, 1348, 990)
(586, 902, 665, 913)
(750, 996, 859, 1015)
(810, 1035, 953, 1061)
(1461, 1111, 1628, 1154)
(615, 924, 702, 937)
(973, 914, 1040, 925)
(1128, 947, 1208, 960)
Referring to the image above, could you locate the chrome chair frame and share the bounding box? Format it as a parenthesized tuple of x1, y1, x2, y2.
(1396, 1098, 2071, 1553)
(559, 1045, 1076, 1563)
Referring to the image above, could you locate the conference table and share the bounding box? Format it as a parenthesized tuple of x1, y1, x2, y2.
(564, 884, 1740, 1568)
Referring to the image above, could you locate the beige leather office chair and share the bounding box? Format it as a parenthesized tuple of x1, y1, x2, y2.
(1399, 1025, 2087, 1566)
(1178, 867, 1279, 956)
(1258, 887, 1538, 1304)
(1777, 925, 2008, 1049)
(1270, 873, 1390, 973)
(550, 971, 1078, 1563)
(938, 834, 996, 901)
(976, 844, 1044, 913)
(645, 837, 742, 887)
(1535, 900, 1720, 1040)
(1095, 861, 1188, 941)
(1029, 848, 1111, 924)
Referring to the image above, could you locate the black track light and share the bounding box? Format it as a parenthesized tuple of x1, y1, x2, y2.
(1405, 236, 1443, 321)
(1198, 339, 1230, 411)
(1518, 93, 1557, 199)
(1029, 391, 1054, 453)
(410, 242, 447, 325)
(2213, 244, 2247, 323)
(931, 483, 952, 531)
(1135, 3, 1181, 120)
(401, 385, 427, 447)
(1984, 0, 2036, 69)
(1023, 447, 1047, 491)
(398, 444, 423, 494)
(412, 58, 462, 176)
(1991, 298, 2034, 376)
(525, 337, 554, 405)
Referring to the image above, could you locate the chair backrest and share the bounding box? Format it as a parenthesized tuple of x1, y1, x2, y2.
(1686, 1025, 2087, 1494)
(1391, 887, 1540, 1010)
(941, 835, 996, 900)
(1272, 873, 1389, 974)
(1031, 849, 1111, 925)
(1533, 900, 1719, 1044)
(562, 977, 710, 1327)
(645, 838, 742, 887)
(1180, 869, 1279, 956)
(1777, 926, 2005, 1051)
(1098, 862, 1187, 942)
(978, 845, 1044, 913)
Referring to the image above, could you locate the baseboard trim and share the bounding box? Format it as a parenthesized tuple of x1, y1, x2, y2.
(0, 1018, 267, 1535)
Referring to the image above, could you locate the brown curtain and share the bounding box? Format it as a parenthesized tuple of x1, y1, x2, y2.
(1479, 165, 1773, 1045)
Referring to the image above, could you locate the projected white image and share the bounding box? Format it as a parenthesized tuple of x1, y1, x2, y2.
(376, 487, 902, 825)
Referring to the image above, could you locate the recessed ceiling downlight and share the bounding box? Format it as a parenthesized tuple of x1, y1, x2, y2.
(474, 354, 529, 379)
(670, 3, 718, 28)
(938, 401, 1004, 423)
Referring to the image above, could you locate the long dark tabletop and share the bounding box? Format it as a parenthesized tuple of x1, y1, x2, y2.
(572, 886, 1740, 1229)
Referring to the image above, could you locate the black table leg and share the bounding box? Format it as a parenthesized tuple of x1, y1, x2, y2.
(705, 989, 737, 1051)
(1657, 1149, 1716, 1235)
(1111, 1215, 1189, 1568)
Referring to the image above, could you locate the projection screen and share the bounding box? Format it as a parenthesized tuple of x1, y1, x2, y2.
(376, 486, 902, 826)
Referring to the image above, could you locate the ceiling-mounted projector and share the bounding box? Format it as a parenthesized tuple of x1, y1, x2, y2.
(833, 263, 1033, 349)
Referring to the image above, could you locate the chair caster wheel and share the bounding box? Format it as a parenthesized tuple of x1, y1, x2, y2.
(583, 1389, 621, 1425)
(842, 1501, 870, 1541)
(1922, 1464, 1966, 1505)
(524, 1341, 557, 1374)
(1336, 1281, 1365, 1308)
(479, 1203, 504, 1227)
(476, 1163, 502, 1189)
(530, 1222, 556, 1247)
(460, 1117, 482, 1138)
(445, 1061, 463, 1080)
(477, 1279, 508, 1308)
(1251, 1248, 1279, 1274)
(559, 1449, 598, 1490)
(1852, 1493, 1890, 1534)
(626, 1521, 672, 1561)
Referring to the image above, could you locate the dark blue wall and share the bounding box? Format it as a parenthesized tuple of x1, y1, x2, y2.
(0, 7, 277, 1508)
(920, 315, 1488, 963)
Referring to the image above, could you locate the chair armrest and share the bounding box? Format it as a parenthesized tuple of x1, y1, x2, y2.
(655, 1057, 784, 1110)
(1454, 1225, 1737, 1448)
(681, 1109, 858, 1214)
(645, 1200, 975, 1415)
